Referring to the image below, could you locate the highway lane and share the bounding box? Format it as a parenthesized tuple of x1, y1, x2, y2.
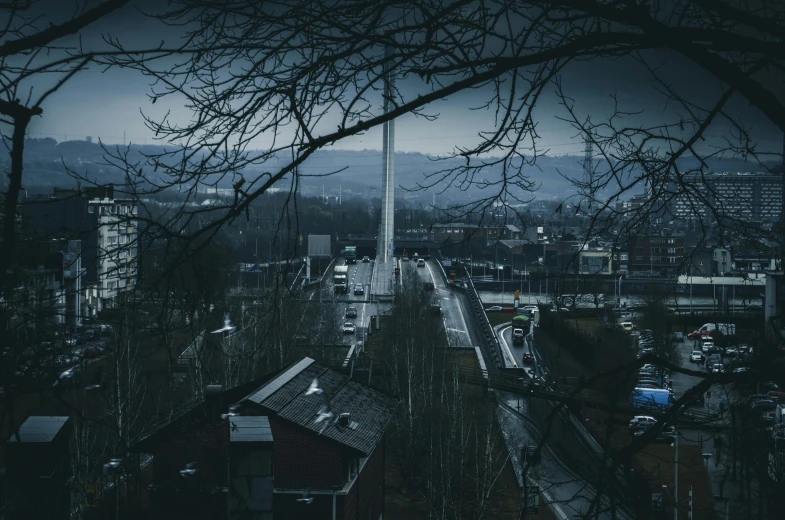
(416, 259, 479, 348)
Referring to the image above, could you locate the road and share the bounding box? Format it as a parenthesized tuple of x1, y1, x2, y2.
(407, 258, 481, 348)
(320, 258, 391, 346)
(499, 324, 547, 378)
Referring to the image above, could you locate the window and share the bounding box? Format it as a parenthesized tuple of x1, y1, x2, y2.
(668, 248, 676, 254)
(667, 238, 675, 244)
(620, 254, 628, 261)
(108, 236, 118, 245)
(636, 256, 643, 261)
(88, 206, 94, 214)
(107, 281, 117, 289)
(119, 235, 127, 245)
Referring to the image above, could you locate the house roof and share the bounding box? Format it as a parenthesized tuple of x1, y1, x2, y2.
(130, 370, 282, 453)
(7, 416, 69, 444)
(242, 358, 399, 456)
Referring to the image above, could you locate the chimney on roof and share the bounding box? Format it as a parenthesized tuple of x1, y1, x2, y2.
(338, 413, 351, 428)
(205, 385, 223, 420)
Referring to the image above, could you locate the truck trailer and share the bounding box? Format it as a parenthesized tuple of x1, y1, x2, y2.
(333, 265, 349, 293)
(344, 246, 357, 264)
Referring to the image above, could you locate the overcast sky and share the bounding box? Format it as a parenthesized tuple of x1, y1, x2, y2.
(18, 0, 782, 158)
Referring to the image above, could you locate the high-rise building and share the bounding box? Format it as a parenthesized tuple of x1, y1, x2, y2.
(21, 185, 138, 314)
(674, 172, 782, 223)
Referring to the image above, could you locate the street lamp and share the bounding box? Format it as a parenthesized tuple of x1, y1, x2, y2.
(672, 428, 679, 520)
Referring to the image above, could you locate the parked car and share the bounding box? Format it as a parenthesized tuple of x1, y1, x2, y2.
(629, 416, 657, 430)
(724, 346, 739, 357)
(354, 284, 364, 295)
(82, 344, 103, 359)
(523, 353, 534, 364)
(486, 306, 503, 312)
(690, 351, 703, 363)
(342, 322, 356, 334)
(362, 256, 370, 263)
(346, 306, 358, 318)
(751, 400, 777, 413)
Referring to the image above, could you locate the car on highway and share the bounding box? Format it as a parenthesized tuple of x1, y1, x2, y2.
(629, 416, 657, 430)
(512, 328, 525, 345)
(523, 353, 534, 364)
(417, 259, 426, 268)
(485, 306, 503, 312)
(690, 350, 703, 363)
(362, 256, 370, 263)
(672, 331, 684, 341)
(430, 304, 441, 315)
(711, 363, 724, 373)
(701, 341, 715, 353)
(342, 322, 356, 334)
(724, 346, 739, 357)
(345, 306, 357, 318)
(747, 304, 763, 312)
(424, 281, 435, 291)
(354, 284, 364, 295)
(401, 256, 409, 262)
(688, 329, 712, 339)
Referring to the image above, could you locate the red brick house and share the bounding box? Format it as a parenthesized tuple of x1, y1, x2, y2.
(132, 357, 398, 520)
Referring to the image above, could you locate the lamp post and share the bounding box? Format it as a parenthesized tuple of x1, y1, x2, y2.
(673, 429, 679, 520)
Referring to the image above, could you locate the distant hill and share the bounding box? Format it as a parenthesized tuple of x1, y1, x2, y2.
(12, 138, 780, 200)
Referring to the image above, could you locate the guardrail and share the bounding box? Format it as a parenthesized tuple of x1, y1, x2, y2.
(463, 271, 504, 370)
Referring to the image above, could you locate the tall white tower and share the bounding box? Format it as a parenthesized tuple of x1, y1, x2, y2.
(379, 46, 395, 263)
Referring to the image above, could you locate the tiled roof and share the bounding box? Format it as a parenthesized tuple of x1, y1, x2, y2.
(241, 357, 398, 456)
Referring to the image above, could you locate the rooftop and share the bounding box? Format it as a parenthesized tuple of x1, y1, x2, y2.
(7, 416, 69, 443)
(242, 358, 398, 456)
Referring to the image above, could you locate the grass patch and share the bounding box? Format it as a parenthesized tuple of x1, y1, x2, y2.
(487, 312, 516, 327)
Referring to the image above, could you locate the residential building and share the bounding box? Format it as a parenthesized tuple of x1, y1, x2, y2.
(21, 185, 138, 313)
(673, 172, 782, 224)
(626, 232, 685, 275)
(611, 249, 629, 275)
(132, 357, 398, 520)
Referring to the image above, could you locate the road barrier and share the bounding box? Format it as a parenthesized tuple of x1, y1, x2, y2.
(461, 270, 505, 370)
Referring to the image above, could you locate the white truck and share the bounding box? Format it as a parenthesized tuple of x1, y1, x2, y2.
(333, 265, 349, 293)
(696, 323, 736, 336)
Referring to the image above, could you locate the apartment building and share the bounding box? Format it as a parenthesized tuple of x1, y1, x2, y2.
(674, 172, 782, 223)
(21, 185, 138, 314)
(626, 233, 685, 275)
